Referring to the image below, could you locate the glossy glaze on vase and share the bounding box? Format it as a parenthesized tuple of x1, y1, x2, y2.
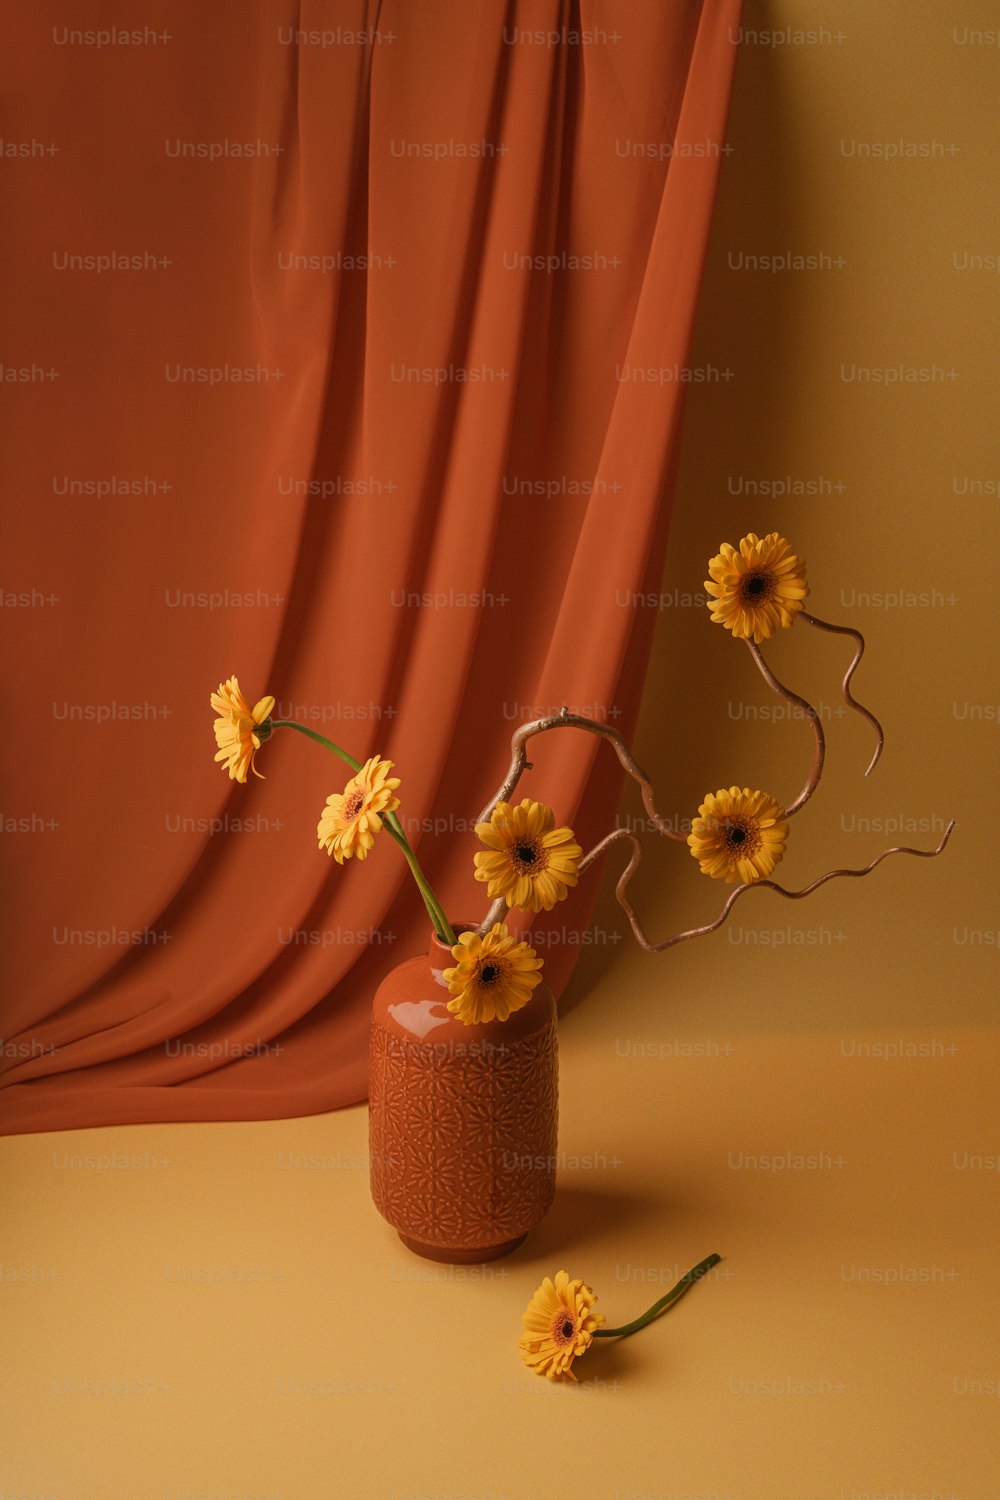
(369, 930, 558, 1262)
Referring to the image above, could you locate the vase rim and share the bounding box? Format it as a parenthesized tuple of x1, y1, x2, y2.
(428, 922, 478, 957)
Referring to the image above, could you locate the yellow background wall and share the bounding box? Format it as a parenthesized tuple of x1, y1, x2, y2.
(586, 0, 998, 1032)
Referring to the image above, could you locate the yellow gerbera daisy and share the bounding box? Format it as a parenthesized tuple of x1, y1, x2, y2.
(518, 1271, 605, 1381)
(687, 786, 788, 884)
(317, 755, 401, 863)
(211, 676, 275, 782)
(705, 531, 809, 642)
(443, 922, 543, 1026)
(474, 799, 583, 913)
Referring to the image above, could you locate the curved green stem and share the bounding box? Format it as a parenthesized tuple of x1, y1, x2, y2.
(269, 719, 362, 772)
(268, 720, 456, 945)
(384, 813, 456, 945)
(593, 1254, 721, 1340)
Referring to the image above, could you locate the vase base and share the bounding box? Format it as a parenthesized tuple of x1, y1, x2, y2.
(397, 1231, 527, 1264)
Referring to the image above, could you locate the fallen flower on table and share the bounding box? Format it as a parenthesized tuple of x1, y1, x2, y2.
(518, 1254, 722, 1381)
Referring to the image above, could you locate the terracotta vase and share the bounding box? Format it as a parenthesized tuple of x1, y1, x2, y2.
(369, 927, 558, 1262)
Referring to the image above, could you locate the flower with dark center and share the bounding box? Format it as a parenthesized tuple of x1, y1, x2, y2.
(687, 786, 788, 884)
(443, 922, 543, 1026)
(474, 798, 583, 913)
(704, 531, 809, 642)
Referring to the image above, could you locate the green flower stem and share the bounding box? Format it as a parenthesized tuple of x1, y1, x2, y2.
(269, 719, 362, 773)
(268, 719, 456, 946)
(592, 1254, 721, 1340)
(384, 816, 457, 946)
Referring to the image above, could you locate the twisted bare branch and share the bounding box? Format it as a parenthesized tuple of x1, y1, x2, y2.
(801, 610, 884, 775)
(745, 641, 826, 817)
(471, 680, 940, 945)
(478, 895, 507, 932)
(476, 709, 688, 840)
(596, 819, 956, 953)
(475, 708, 692, 935)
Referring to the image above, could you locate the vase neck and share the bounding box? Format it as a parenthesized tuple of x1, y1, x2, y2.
(427, 923, 477, 981)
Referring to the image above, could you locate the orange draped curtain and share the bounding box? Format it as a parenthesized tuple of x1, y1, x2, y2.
(0, 0, 741, 1135)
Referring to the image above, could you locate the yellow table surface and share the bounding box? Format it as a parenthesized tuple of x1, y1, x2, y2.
(2, 929, 996, 1500)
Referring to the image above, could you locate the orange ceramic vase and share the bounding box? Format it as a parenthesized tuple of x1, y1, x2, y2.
(369, 928, 559, 1262)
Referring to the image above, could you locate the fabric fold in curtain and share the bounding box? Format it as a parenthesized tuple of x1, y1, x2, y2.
(0, 0, 741, 1136)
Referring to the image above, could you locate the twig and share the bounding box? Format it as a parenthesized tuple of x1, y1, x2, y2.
(598, 820, 956, 952)
(801, 610, 885, 775)
(745, 642, 825, 818)
(477, 709, 688, 840)
(474, 708, 688, 937)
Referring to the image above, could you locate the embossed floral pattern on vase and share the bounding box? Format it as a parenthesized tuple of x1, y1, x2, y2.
(369, 935, 559, 1259)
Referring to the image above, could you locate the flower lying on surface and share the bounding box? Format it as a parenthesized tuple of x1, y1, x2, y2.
(519, 1254, 722, 1381)
(211, 676, 275, 782)
(317, 755, 401, 864)
(444, 922, 543, 1025)
(518, 1271, 605, 1381)
(474, 799, 583, 913)
(705, 531, 808, 643)
(687, 786, 787, 885)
